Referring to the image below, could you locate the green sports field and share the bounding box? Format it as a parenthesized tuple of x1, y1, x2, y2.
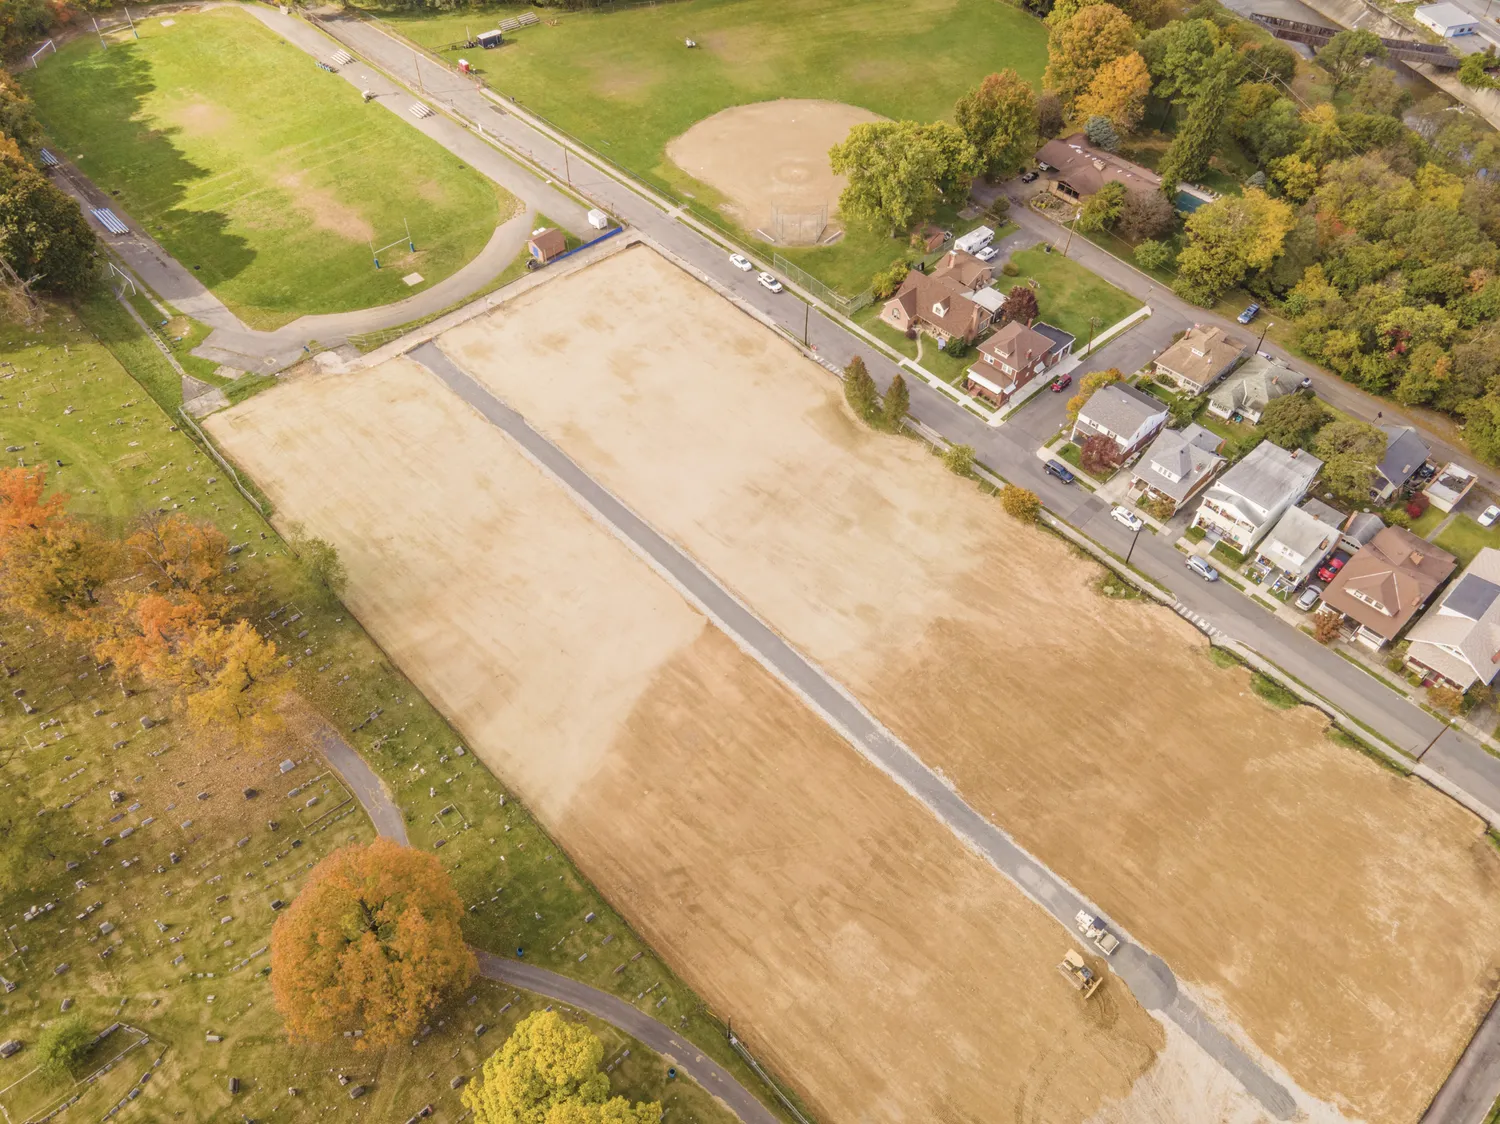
(387, 0, 1047, 294)
(25, 8, 509, 329)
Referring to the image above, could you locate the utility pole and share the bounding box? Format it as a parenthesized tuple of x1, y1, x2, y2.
(803, 301, 809, 347)
(563, 147, 571, 185)
(1416, 724, 1447, 761)
(1086, 315, 1099, 356)
(1126, 525, 1142, 565)
(413, 51, 425, 94)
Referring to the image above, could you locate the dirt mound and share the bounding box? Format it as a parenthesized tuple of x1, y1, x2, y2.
(665, 99, 883, 244)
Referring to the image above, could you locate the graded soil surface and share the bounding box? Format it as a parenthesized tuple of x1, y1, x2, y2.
(665, 100, 882, 242)
(434, 244, 1500, 1124)
(207, 358, 1173, 1124)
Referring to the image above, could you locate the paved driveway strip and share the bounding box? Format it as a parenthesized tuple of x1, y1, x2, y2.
(408, 341, 1299, 1120)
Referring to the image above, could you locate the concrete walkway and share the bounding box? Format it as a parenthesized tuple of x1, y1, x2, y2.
(407, 340, 1300, 1121)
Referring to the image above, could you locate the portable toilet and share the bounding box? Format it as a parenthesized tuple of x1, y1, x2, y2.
(477, 29, 502, 48)
(587, 209, 610, 231)
(458, 58, 470, 74)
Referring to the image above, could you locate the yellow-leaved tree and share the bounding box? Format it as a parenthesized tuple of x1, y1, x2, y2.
(464, 1011, 660, 1124)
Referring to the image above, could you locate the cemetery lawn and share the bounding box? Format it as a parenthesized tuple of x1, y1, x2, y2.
(22, 7, 508, 330)
(382, 0, 1046, 295)
(0, 304, 778, 1124)
(1003, 247, 1143, 346)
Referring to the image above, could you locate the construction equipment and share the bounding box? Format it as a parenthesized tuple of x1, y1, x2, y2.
(1057, 950, 1102, 999)
(1075, 910, 1120, 956)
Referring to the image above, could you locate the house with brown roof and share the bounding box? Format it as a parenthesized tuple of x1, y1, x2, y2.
(879, 251, 997, 347)
(1036, 134, 1162, 205)
(963, 320, 1073, 407)
(1317, 526, 1456, 649)
(1154, 325, 1246, 395)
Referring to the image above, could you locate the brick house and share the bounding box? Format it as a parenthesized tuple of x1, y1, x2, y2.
(879, 250, 998, 347)
(963, 320, 1073, 407)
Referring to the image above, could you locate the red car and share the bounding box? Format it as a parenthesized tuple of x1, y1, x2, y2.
(1317, 553, 1349, 583)
(1050, 374, 1072, 392)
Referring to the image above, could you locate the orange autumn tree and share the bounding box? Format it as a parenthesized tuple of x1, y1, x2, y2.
(0, 466, 117, 637)
(125, 512, 236, 613)
(0, 466, 65, 543)
(270, 838, 475, 1048)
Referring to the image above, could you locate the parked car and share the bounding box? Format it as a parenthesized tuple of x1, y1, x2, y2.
(1295, 584, 1323, 611)
(1110, 506, 1143, 531)
(1316, 551, 1351, 583)
(1415, 462, 1437, 481)
(729, 253, 753, 272)
(757, 272, 783, 293)
(1020, 170, 1039, 183)
(1299, 376, 1313, 390)
(1481, 505, 1500, 528)
(975, 245, 999, 262)
(1044, 459, 1075, 484)
(1237, 302, 1261, 325)
(1050, 373, 1072, 392)
(1187, 556, 1220, 583)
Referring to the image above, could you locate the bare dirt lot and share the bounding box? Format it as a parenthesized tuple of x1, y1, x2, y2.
(434, 244, 1500, 1124)
(206, 358, 1175, 1124)
(665, 99, 882, 242)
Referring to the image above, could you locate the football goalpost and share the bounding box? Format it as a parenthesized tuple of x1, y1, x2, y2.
(369, 219, 416, 269)
(28, 39, 55, 68)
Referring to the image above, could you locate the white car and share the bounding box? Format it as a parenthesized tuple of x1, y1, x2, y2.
(1480, 505, 1500, 528)
(757, 271, 783, 293)
(729, 253, 753, 272)
(1110, 505, 1143, 532)
(974, 245, 999, 262)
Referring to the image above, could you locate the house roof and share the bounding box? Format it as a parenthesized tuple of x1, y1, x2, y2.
(978, 319, 1059, 369)
(1415, 1, 1475, 26)
(1031, 321, 1076, 354)
(1320, 526, 1456, 640)
(1342, 511, 1385, 546)
(1076, 384, 1166, 438)
(1427, 462, 1476, 506)
(1264, 504, 1340, 561)
(1133, 423, 1225, 503)
(1300, 498, 1343, 525)
(1203, 441, 1322, 522)
(971, 288, 1006, 314)
(1208, 354, 1296, 417)
(932, 249, 992, 291)
(1156, 325, 1246, 388)
(529, 228, 567, 256)
(1404, 548, 1500, 688)
(1377, 425, 1429, 490)
(890, 270, 983, 340)
(1036, 134, 1162, 198)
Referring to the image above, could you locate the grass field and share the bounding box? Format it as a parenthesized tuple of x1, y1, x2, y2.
(1435, 513, 1500, 568)
(23, 8, 508, 330)
(0, 302, 784, 1124)
(383, 0, 1046, 294)
(1004, 246, 1143, 346)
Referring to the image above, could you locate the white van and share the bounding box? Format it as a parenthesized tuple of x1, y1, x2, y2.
(954, 226, 994, 256)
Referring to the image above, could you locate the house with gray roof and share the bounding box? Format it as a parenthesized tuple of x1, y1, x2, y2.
(1406, 548, 1500, 689)
(1130, 423, 1224, 510)
(1339, 511, 1385, 555)
(1070, 383, 1168, 461)
(1255, 501, 1343, 589)
(1193, 441, 1323, 553)
(1206, 354, 1297, 425)
(1373, 425, 1429, 502)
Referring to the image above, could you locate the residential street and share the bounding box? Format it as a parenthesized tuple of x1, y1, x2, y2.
(311, 11, 1500, 825)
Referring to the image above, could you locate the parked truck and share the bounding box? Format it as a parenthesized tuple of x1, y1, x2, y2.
(1075, 910, 1120, 956)
(1057, 950, 1102, 999)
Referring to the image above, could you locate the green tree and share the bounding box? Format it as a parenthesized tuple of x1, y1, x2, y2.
(843, 356, 878, 422)
(1257, 391, 1330, 449)
(882, 373, 910, 430)
(1084, 115, 1120, 152)
(1066, 368, 1124, 420)
(464, 1011, 660, 1124)
(1244, 41, 1298, 84)
(1269, 154, 1318, 204)
(1077, 181, 1127, 232)
(0, 154, 98, 296)
(943, 443, 976, 476)
(1172, 188, 1294, 305)
(1140, 18, 1221, 104)
(1044, 3, 1138, 108)
(35, 1017, 93, 1081)
(1118, 191, 1176, 240)
(1312, 417, 1386, 501)
(953, 71, 1039, 181)
(1157, 49, 1239, 189)
(1318, 451, 1379, 503)
(829, 122, 978, 234)
(1317, 29, 1387, 93)
(1350, 66, 1413, 117)
(1461, 393, 1500, 464)
(287, 522, 347, 597)
(1134, 239, 1174, 272)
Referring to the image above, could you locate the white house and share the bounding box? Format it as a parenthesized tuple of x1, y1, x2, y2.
(1255, 501, 1343, 589)
(1129, 423, 1225, 511)
(1070, 384, 1169, 461)
(1414, 2, 1478, 35)
(1206, 354, 1297, 425)
(1406, 548, 1500, 689)
(1193, 442, 1323, 553)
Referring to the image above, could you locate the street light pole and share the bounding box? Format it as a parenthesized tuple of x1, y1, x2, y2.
(1256, 320, 1275, 352)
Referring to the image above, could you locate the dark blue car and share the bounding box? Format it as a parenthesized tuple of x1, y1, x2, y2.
(1044, 459, 1075, 484)
(1237, 302, 1260, 325)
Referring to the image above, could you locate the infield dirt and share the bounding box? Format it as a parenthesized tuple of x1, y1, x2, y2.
(207, 357, 1178, 1124)
(427, 244, 1500, 1124)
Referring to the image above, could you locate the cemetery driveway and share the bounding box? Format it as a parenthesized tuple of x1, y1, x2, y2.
(314, 699, 780, 1124)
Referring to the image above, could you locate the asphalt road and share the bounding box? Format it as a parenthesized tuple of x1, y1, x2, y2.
(409, 341, 1299, 1119)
